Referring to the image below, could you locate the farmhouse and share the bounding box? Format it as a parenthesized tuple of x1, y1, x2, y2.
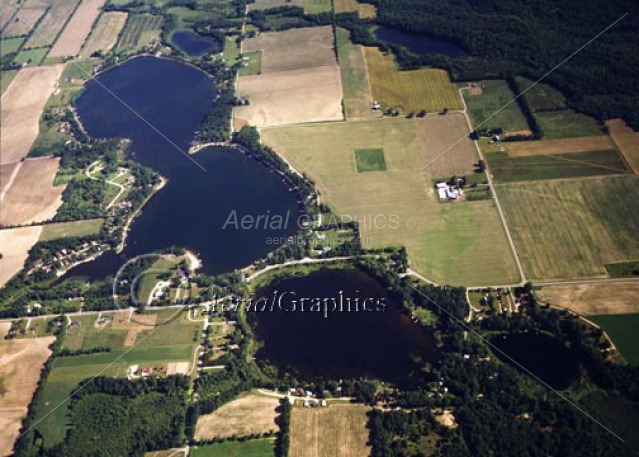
(436, 182, 462, 201)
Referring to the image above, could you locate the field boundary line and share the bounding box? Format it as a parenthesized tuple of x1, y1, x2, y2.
(15, 15, 209, 172)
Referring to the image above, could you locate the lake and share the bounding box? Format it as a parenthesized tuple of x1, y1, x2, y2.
(71, 57, 299, 279)
(249, 268, 436, 387)
(172, 30, 218, 56)
(490, 332, 580, 390)
(374, 26, 467, 58)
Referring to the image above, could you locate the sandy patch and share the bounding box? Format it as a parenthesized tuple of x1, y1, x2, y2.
(236, 66, 343, 127)
(0, 157, 65, 226)
(242, 26, 336, 73)
(538, 282, 639, 315)
(195, 393, 280, 440)
(606, 118, 639, 175)
(0, 322, 12, 338)
(0, 225, 43, 287)
(0, 65, 64, 165)
(0, 336, 55, 457)
(48, 0, 106, 57)
(505, 136, 615, 157)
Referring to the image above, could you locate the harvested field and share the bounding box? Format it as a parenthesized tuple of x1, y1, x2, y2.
(0, 64, 64, 165)
(25, 0, 81, 48)
(334, 0, 376, 18)
(538, 282, 639, 315)
(248, 0, 304, 10)
(48, 0, 106, 57)
(117, 14, 163, 49)
(0, 225, 43, 287)
(289, 404, 371, 457)
(236, 66, 343, 127)
(0, 69, 18, 96)
(39, 218, 104, 241)
(364, 47, 462, 113)
(336, 27, 377, 120)
(195, 393, 280, 440)
(504, 136, 615, 157)
(0, 1, 18, 31)
(607, 118, 639, 175)
(80, 11, 127, 57)
(166, 361, 190, 375)
(0, 162, 18, 199)
(0, 337, 55, 457)
(242, 26, 336, 73)
(0, 157, 65, 226)
(2, 7, 47, 38)
(496, 176, 639, 281)
(263, 116, 520, 285)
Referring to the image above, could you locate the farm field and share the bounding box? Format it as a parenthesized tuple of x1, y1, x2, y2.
(241, 26, 336, 73)
(13, 46, 49, 66)
(25, 0, 81, 48)
(117, 13, 162, 49)
(195, 393, 280, 440)
(33, 308, 201, 446)
(0, 69, 18, 95)
(590, 314, 639, 365)
(1, 5, 47, 38)
(0, 225, 43, 287)
(190, 439, 275, 457)
(236, 66, 343, 127)
(304, 0, 331, 13)
(0, 64, 64, 165)
(485, 150, 628, 182)
(516, 77, 567, 112)
(364, 47, 462, 113)
(39, 218, 105, 241)
(0, 37, 24, 57)
(248, 0, 303, 10)
(607, 118, 639, 175)
(502, 136, 616, 157)
(537, 282, 639, 316)
(289, 404, 371, 457)
(334, 0, 376, 18)
(496, 176, 639, 281)
(0, 157, 66, 226)
(0, 337, 55, 457)
(535, 109, 603, 139)
(48, 0, 106, 57)
(0, 0, 19, 30)
(462, 80, 530, 133)
(263, 116, 520, 285)
(80, 11, 127, 57)
(336, 27, 377, 120)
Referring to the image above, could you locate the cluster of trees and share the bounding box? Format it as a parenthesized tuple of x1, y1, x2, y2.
(363, 0, 639, 129)
(248, 6, 332, 31)
(196, 88, 234, 143)
(53, 179, 107, 221)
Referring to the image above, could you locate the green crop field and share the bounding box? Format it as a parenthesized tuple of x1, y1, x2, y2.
(39, 219, 105, 241)
(485, 150, 629, 182)
(0, 37, 24, 58)
(13, 47, 49, 66)
(496, 175, 639, 281)
(590, 314, 639, 365)
(517, 77, 567, 112)
(462, 80, 530, 133)
(355, 148, 386, 172)
(534, 110, 604, 139)
(118, 14, 163, 49)
(364, 46, 463, 114)
(336, 27, 375, 119)
(263, 116, 520, 285)
(304, 0, 332, 13)
(191, 439, 275, 457)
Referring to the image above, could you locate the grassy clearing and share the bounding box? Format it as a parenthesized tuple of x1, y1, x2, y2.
(223, 34, 239, 63)
(239, 51, 261, 76)
(263, 116, 520, 285)
(304, 0, 332, 13)
(289, 404, 371, 457)
(462, 80, 530, 133)
(535, 110, 603, 139)
(355, 148, 386, 172)
(13, 47, 49, 66)
(117, 13, 163, 49)
(516, 77, 567, 112)
(496, 176, 639, 281)
(485, 150, 629, 182)
(336, 27, 375, 119)
(39, 219, 105, 241)
(364, 47, 462, 113)
(0, 37, 24, 57)
(590, 314, 639, 365)
(0, 69, 18, 95)
(191, 439, 275, 457)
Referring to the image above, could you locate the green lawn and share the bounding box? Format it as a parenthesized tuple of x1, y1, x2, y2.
(39, 219, 105, 241)
(463, 80, 530, 133)
(355, 148, 386, 172)
(190, 439, 275, 457)
(590, 314, 639, 365)
(485, 150, 629, 182)
(223, 34, 240, 64)
(239, 51, 261, 76)
(535, 109, 603, 139)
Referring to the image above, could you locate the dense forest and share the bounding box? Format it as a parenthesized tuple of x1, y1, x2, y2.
(361, 0, 639, 128)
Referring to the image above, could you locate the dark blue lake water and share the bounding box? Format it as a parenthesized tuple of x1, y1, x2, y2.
(375, 26, 467, 58)
(171, 30, 217, 56)
(250, 268, 436, 386)
(70, 57, 299, 278)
